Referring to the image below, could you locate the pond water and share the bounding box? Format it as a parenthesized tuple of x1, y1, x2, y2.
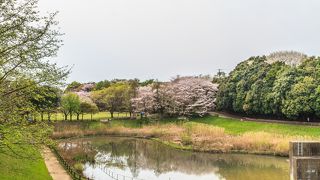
(58, 137, 289, 180)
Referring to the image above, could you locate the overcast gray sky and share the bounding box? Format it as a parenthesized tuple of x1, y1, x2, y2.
(39, 0, 320, 82)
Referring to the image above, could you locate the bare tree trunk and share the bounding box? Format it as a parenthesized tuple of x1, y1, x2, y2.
(110, 111, 114, 118)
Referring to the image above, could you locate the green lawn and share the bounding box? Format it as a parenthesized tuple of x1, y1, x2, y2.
(0, 147, 52, 180)
(192, 116, 320, 137)
(38, 112, 129, 121)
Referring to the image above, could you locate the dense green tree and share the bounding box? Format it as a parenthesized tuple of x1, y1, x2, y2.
(79, 102, 99, 120)
(217, 53, 320, 121)
(92, 82, 131, 118)
(30, 85, 61, 121)
(95, 80, 111, 90)
(61, 93, 80, 120)
(282, 77, 317, 119)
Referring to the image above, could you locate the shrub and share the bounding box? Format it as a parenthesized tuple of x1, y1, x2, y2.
(74, 163, 84, 172)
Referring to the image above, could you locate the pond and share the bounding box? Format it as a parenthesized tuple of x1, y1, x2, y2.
(58, 137, 289, 180)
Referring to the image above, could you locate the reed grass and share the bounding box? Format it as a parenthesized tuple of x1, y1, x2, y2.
(53, 121, 319, 156)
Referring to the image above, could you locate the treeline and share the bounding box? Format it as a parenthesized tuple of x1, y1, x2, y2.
(30, 51, 320, 122)
(217, 51, 320, 121)
(28, 79, 154, 120)
(31, 76, 218, 120)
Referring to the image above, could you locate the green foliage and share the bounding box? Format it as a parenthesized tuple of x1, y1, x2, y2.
(80, 102, 98, 114)
(0, 0, 69, 155)
(140, 79, 154, 86)
(73, 162, 84, 172)
(30, 85, 61, 120)
(61, 93, 81, 120)
(79, 101, 99, 120)
(91, 82, 134, 118)
(65, 81, 82, 92)
(217, 55, 320, 121)
(95, 80, 111, 90)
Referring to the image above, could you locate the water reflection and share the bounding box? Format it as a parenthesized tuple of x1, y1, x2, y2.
(58, 137, 289, 180)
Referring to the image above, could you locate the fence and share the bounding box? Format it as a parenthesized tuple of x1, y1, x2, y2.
(50, 146, 92, 180)
(97, 164, 144, 180)
(50, 146, 144, 180)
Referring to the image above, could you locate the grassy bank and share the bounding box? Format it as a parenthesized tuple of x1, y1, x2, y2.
(0, 147, 52, 180)
(52, 116, 320, 156)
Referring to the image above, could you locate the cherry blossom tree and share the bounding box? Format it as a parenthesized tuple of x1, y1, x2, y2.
(132, 77, 218, 117)
(131, 86, 156, 113)
(165, 77, 218, 116)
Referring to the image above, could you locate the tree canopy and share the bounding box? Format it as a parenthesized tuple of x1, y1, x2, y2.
(0, 0, 69, 153)
(217, 52, 320, 121)
(60, 92, 80, 120)
(91, 82, 132, 118)
(132, 77, 218, 117)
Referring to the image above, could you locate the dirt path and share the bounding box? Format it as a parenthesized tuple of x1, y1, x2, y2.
(42, 147, 72, 180)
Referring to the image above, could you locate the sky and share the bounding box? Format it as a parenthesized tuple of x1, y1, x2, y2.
(38, 0, 320, 83)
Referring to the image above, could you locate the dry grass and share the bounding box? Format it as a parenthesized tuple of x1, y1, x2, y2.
(53, 122, 319, 156)
(52, 123, 184, 140)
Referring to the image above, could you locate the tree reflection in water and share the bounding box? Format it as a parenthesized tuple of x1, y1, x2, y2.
(58, 137, 289, 180)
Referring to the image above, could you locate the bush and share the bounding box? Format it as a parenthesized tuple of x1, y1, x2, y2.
(74, 162, 84, 172)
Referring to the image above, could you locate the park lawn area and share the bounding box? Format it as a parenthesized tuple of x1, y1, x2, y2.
(192, 116, 320, 137)
(39, 112, 129, 121)
(0, 147, 52, 180)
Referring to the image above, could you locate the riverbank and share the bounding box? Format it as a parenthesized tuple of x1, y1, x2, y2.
(52, 116, 320, 156)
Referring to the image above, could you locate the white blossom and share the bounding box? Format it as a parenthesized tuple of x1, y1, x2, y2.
(131, 86, 156, 113)
(165, 77, 218, 116)
(131, 77, 219, 117)
(266, 51, 307, 66)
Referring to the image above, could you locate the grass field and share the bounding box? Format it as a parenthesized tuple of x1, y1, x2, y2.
(192, 116, 320, 137)
(0, 147, 52, 180)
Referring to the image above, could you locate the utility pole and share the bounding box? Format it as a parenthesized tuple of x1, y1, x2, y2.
(217, 69, 224, 78)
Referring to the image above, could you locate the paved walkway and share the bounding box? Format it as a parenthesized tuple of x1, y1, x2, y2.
(42, 147, 71, 180)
